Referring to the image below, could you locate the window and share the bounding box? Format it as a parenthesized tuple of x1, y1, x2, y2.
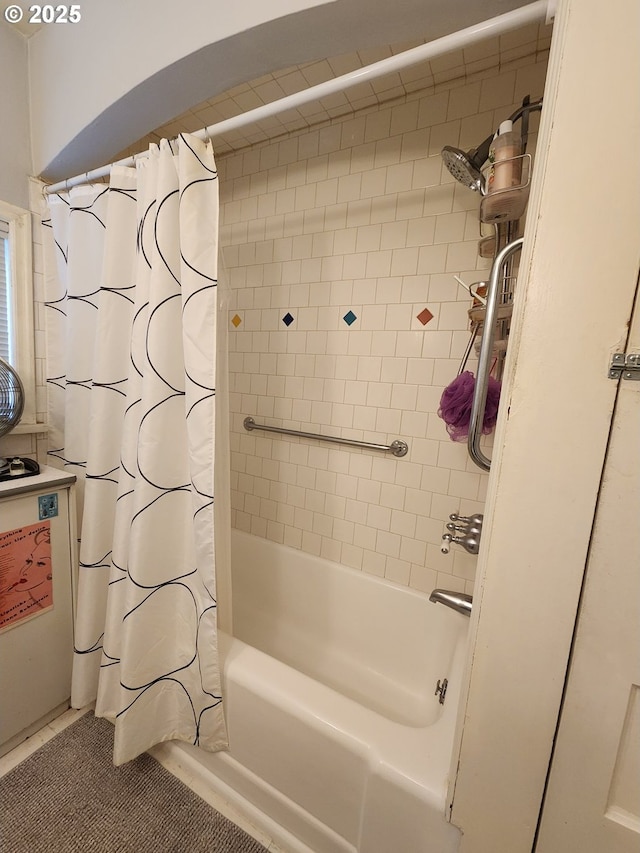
(0, 218, 12, 361)
(0, 199, 36, 426)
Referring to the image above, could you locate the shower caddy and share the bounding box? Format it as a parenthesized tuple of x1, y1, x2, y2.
(445, 95, 542, 472)
(433, 97, 542, 564)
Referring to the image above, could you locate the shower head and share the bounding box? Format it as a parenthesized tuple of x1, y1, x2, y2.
(441, 144, 489, 193)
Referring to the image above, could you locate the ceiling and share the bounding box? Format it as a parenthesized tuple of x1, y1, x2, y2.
(19, 0, 551, 181)
(116, 18, 551, 162)
(0, 2, 43, 37)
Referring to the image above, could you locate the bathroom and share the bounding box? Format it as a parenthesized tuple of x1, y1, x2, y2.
(0, 0, 638, 851)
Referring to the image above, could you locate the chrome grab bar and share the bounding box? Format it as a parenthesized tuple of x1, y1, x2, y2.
(468, 236, 524, 471)
(243, 417, 409, 457)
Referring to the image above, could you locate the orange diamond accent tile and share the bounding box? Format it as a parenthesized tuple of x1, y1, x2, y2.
(417, 307, 434, 325)
(231, 314, 242, 328)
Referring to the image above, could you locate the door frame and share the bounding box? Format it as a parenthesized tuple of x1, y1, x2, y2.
(448, 0, 640, 851)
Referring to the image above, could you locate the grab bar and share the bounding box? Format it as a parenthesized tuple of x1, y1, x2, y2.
(243, 417, 409, 457)
(468, 236, 524, 471)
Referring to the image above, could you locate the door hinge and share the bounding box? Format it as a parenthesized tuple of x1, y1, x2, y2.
(609, 353, 640, 381)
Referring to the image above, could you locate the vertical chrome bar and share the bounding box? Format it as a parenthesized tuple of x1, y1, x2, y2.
(468, 237, 524, 471)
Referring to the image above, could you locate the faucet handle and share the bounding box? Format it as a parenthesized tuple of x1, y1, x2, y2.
(449, 512, 484, 526)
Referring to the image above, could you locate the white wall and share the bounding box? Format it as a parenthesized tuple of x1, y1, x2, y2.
(0, 25, 31, 208)
(28, 0, 533, 182)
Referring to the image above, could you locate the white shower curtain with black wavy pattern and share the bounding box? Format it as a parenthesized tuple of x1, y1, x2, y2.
(43, 135, 228, 765)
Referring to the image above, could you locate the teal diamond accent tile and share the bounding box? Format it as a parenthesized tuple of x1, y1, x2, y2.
(282, 312, 294, 326)
(343, 310, 357, 326)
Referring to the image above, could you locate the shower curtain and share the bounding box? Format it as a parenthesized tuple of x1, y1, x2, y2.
(43, 135, 228, 764)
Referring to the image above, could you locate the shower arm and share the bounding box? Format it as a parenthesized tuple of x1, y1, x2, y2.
(467, 237, 524, 471)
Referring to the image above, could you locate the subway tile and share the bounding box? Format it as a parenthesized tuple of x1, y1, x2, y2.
(367, 502, 392, 531)
(434, 211, 467, 244)
(394, 459, 423, 490)
(394, 330, 424, 359)
(380, 482, 406, 510)
(390, 101, 420, 136)
(337, 173, 363, 203)
(346, 199, 373, 228)
(355, 224, 382, 253)
(479, 71, 517, 112)
(362, 549, 386, 578)
(333, 517, 355, 544)
(395, 189, 426, 221)
(417, 244, 448, 274)
(376, 529, 401, 559)
(373, 137, 400, 170)
(345, 497, 369, 525)
(449, 552, 480, 587)
(408, 562, 438, 594)
(405, 486, 432, 519)
(423, 184, 455, 216)
(350, 142, 377, 174)
(364, 110, 392, 143)
(375, 407, 401, 434)
(390, 509, 417, 538)
(385, 558, 411, 585)
(341, 543, 364, 570)
(284, 525, 303, 549)
(432, 358, 460, 387)
(400, 129, 431, 166)
(352, 279, 379, 305)
(446, 240, 481, 272)
(416, 90, 449, 128)
(437, 301, 472, 331)
(380, 220, 408, 250)
(385, 162, 414, 194)
(220, 57, 549, 593)
(390, 383, 418, 410)
(370, 194, 398, 225)
(400, 410, 429, 439)
(390, 247, 419, 277)
(320, 537, 344, 564)
(356, 475, 381, 505)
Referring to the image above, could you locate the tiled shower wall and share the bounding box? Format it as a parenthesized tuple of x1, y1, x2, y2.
(220, 55, 548, 595)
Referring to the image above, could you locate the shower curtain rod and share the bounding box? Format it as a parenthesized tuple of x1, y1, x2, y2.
(44, 0, 548, 195)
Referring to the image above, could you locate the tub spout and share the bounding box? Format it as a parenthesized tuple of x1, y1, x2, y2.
(429, 589, 473, 617)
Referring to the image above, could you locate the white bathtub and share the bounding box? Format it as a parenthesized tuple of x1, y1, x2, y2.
(155, 531, 468, 853)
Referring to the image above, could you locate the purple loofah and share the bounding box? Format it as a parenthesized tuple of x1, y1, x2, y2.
(438, 370, 501, 442)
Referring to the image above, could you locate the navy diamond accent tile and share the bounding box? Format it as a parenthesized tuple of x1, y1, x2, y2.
(282, 312, 295, 327)
(343, 310, 357, 326)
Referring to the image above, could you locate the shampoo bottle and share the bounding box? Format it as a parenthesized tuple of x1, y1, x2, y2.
(487, 120, 522, 193)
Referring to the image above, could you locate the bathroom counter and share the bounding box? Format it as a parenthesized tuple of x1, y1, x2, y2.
(0, 465, 76, 499)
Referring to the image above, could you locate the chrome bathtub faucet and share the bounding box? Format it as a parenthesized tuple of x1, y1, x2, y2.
(429, 589, 473, 617)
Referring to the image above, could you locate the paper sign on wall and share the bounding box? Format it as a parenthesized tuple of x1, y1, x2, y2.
(0, 521, 53, 632)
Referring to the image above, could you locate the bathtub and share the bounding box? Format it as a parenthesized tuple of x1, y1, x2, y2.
(154, 531, 468, 853)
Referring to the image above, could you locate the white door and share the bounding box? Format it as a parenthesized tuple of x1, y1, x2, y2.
(536, 281, 640, 851)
